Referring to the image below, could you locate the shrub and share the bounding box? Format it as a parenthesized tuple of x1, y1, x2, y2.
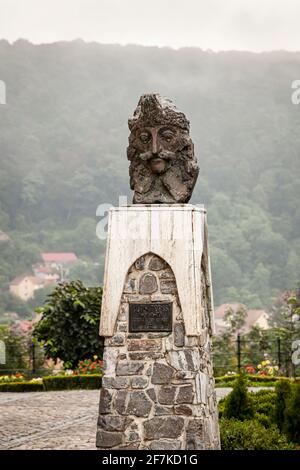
(223, 374, 254, 420)
(284, 383, 300, 444)
(0, 381, 44, 392)
(274, 379, 292, 431)
(33, 281, 103, 368)
(220, 418, 296, 450)
(43, 374, 101, 391)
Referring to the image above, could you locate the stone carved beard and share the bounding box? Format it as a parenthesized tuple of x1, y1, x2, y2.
(127, 127, 199, 204)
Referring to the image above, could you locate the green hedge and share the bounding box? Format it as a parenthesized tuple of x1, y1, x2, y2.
(0, 381, 44, 392)
(43, 374, 101, 391)
(215, 375, 281, 383)
(0, 374, 102, 392)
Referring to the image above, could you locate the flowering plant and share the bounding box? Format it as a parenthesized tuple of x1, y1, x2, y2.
(257, 360, 279, 376)
(75, 356, 103, 375)
(245, 365, 256, 374)
(0, 373, 25, 383)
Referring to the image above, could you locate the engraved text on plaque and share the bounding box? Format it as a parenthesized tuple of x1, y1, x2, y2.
(129, 302, 172, 332)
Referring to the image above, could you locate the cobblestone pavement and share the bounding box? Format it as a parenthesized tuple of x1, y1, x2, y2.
(0, 387, 272, 450)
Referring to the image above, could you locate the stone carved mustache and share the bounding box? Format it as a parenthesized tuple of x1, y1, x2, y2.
(139, 150, 176, 162)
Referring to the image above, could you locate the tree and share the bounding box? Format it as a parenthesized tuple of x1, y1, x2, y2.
(274, 379, 292, 432)
(269, 289, 300, 376)
(212, 305, 247, 375)
(0, 325, 28, 373)
(223, 374, 254, 421)
(284, 383, 300, 443)
(33, 281, 103, 368)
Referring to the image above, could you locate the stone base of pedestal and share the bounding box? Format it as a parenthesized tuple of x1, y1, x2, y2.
(96, 206, 220, 450)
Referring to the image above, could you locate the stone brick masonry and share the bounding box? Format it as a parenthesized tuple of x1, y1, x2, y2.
(96, 254, 220, 450)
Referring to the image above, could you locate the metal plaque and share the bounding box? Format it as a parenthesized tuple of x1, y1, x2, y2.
(129, 302, 172, 332)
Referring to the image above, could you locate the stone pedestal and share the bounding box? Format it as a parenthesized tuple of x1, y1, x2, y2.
(96, 205, 220, 450)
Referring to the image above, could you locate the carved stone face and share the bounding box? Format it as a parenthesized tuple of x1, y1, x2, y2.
(127, 94, 199, 204)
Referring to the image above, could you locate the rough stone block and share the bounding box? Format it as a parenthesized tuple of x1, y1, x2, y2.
(98, 415, 131, 432)
(114, 390, 128, 415)
(174, 404, 193, 415)
(149, 256, 167, 271)
(127, 391, 152, 417)
(146, 388, 157, 402)
(129, 352, 163, 361)
(151, 363, 174, 384)
(102, 377, 129, 389)
(158, 386, 177, 405)
(174, 323, 185, 347)
(143, 417, 184, 439)
(116, 362, 144, 376)
(139, 272, 158, 294)
(186, 419, 205, 450)
(96, 430, 122, 448)
(124, 278, 137, 294)
(128, 339, 162, 352)
(98, 388, 112, 414)
(154, 406, 173, 416)
(167, 349, 200, 371)
(149, 440, 181, 450)
(131, 376, 149, 389)
(106, 334, 125, 347)
(160, 279, 177, 294)
(176, 385, 194, 404)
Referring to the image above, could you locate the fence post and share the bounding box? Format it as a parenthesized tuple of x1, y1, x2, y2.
(31, 342, 36, 375)
(277, 338, 281, 369)
(237, 334, 241, 373)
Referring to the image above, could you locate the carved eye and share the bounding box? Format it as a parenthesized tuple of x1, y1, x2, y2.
(140, 132, 151, 144)
(160, 130, 175, 142)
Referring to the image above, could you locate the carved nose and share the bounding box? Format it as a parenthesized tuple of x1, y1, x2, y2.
(152, 136, 158, 155)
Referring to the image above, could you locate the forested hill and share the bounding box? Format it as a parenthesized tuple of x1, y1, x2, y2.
(0, 39, 299, 312)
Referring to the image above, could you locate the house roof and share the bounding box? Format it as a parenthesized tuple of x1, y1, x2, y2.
(0, 230, 10, 242)
(10, 275, 44, 286)
(41, 252, 77, 263)
(214, 303, 269, 334)
(33, 264, 54, 274)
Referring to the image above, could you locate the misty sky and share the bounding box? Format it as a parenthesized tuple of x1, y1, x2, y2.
(0, 0, 299, 51)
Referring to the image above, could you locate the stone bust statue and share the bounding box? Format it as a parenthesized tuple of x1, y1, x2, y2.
(127, 93, 199, 204)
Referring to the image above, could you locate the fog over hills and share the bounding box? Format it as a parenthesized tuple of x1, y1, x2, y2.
(0, 40, 299, 314)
